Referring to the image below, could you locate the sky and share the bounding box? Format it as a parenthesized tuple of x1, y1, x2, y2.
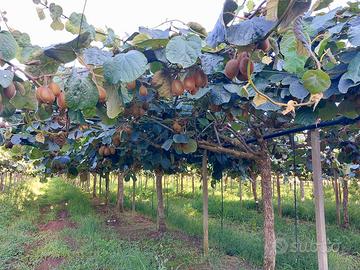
(1, 0, 350, 47)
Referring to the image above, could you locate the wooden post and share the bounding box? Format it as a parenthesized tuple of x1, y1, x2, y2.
(192, 175, 195, 194)
(92, 174, 97, 198)
(117, 173, 124, 212)
(276, 174, 282, 217)
(342, 177, 349, 228)
(202, 150, 209, 257)
(333, 169, 341, 227)
(180, 174, 184, 194)
(132, 179, 136, 213)
(311, 129, 328, 270)
(239, 178, 242, 203)
(155, 170, 166, 232)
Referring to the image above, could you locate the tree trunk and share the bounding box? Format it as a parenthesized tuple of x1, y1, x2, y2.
(105, 173, 110, 205)
(202, 150, 209, 257)
(0, 174, 4, 192)
(239, 178, 242, 203)
(132, 179, 136, 213)
(92, 174, 97, 198)
(99, 176, 102, 196)
(300, 178, 305, 202)
(144, 175, 148, 190)
(230, 177, 233, 190)
(155, 170, 166, 232)
(117, 173, 124, 212)
(192, 175, 195, 194)
(333, 169, 341, 227)
(276, 174, 282, 218)
(176, 175, 179, 194)
(343, 178, 349, 229)
(224, 176, 228, 191)
(311, 129, 328, 270)
(250, 172, 259, 211)
(180, 174, 184, 194)
(258, 147, 276, 270)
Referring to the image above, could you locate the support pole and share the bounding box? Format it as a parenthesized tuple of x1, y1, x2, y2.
(202, 150, 209, 257)
(311, 129, 328, 270)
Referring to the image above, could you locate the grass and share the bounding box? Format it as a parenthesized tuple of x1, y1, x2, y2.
(1, 178, 218, 270)
(107, 177, 360, 270)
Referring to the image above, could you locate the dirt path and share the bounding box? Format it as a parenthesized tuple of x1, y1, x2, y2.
(31, 203, 77, 270)
(92, 199, 257, 270)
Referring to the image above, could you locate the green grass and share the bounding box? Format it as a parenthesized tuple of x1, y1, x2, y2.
(107, 177, 360, 270)
(1, 178, 218, 270)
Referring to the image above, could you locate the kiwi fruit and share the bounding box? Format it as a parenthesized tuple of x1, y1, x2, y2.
(49, 82, 61, 97)
(224, 59, 240, 80)
(171, 79, 185, 96)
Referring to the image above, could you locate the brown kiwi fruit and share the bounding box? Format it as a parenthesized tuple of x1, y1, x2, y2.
(172, 121, 182, 133)
(109, 146, 116, 155)
(257, 39, 271, 52)
(103, 146, 110, 156)
(183, 75, 196, 94)
(97, 86, 107, 103)
(36, 86, 55, 104)
(4, 83, 17, 99)
(238, 57, 254, 78)
(171, 79, 185, 96)
(112, 135, 121, 146)
(126, 80, 137, 90)
(56, 91, 67, 110)
(98, 146, 105, 156)
(224, 59, 240, 79)
(48, 82, 61, 97)
(139, 85, 148, 96)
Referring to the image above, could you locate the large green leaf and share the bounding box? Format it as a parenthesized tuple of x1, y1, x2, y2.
(348, 16, 360, 46)
(346, 52, 360, 83)
(182, 139, 197, 154)
(10, 82, 38, 111)
(280, 31, 308, 74)
(106, 85, 124, 119)
(0, 31, 18, 61)
(302, 69, 331, 94)
(0, 70, 14, 88)
(64, 71, 99, 110)
(104, 50, 148, 83)
(65, 12, 96, 38)
(25, 49, 60, 77)
(44, 32, 92, 63)
(226, 17, 274, 46)
(165, 35, 202, 68)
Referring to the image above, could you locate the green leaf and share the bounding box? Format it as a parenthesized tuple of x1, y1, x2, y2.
(294, 107, 318, 125)
(173, 134, 189, 144)
(44, 32, 92, 63)
(65, 12, 96, 38)
(25, 50, 60, 77)
(226, 17, 274, 46)
(280, 31, 308, 74)
(0, 95, 16, 117)
(106, 85, 124, 119)
(64, 71, 99, 111)
(346, 52, 360, 83)
(348, 17, 360, 47)
(161, 139, 173, 151)
(50, 18, 64, 31)
(0, 70, 14, 88)
(165, 35, 202, 68)
(0, 31, 18, 61)
(104, 50, 148, 84)
(49, 3, 63, 19)
(182, 139, 197, 154)
(10, 82, 38, 110)
(302, 69, 331, 94)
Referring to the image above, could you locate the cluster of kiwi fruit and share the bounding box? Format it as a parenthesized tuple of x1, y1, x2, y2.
(98, 144, 116, 157)
(36, 81, 67, 110)
(224, 39, 270, 81)
(126, 80, 148, 97)
(172, 68, 208, 96)
(151, 68, 208, 97)
(0, 82, 17, 113)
